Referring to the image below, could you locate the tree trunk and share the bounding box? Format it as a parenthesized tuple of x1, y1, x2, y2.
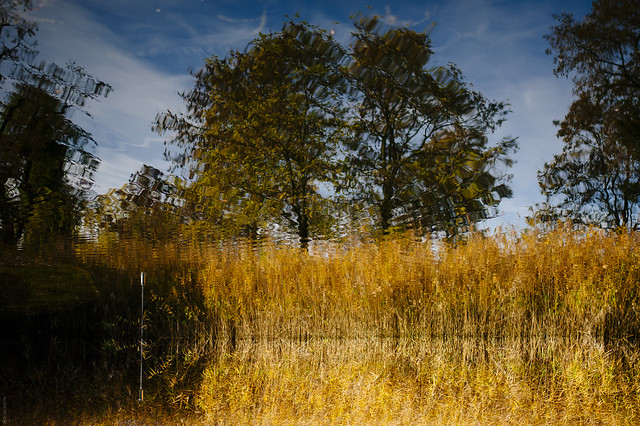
(380, 179, 394, 232)
(0, 190, 17, 245)
(292, 200, 310, 251)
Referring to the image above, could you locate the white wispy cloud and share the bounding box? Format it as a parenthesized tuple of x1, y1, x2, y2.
(386, 5, 431, 28)
(218, 10, 267, 29)
(454, 19, 489, 40)
(28, 0, 190, 191)
(129, 9, 271, 71)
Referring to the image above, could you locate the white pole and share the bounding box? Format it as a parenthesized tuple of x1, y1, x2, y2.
(139, 271, 144, 402)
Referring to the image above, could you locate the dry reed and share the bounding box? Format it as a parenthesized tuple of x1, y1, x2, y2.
(74, 224, 640, 424)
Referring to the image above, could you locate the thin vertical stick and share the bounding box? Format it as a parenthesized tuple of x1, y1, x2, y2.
(139, 271, 145, 402)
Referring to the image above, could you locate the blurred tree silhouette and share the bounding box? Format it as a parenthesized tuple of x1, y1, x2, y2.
(343, 16, 516, 234)
(538, 0, 640, 228)
(0, 64, 111, 246)
(157, 16, 516, 243)
(0, 0, 112, 247)
(0, 81, 80, 244)
(156, 21, 349, 248)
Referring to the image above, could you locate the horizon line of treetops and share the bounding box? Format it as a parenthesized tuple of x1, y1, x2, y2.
(1, 0, 638, 249)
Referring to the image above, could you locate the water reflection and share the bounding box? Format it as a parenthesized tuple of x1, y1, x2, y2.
(3, 3, 638, 422)
(1, 50, 110, 249)
(1, 1, 110, 247)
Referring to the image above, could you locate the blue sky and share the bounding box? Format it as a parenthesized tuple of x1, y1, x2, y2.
(25, 0, 592, 228)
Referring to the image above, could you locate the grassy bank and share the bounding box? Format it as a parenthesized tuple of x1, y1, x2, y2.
(3, 224, 640, 423)
(190, 225, 640, 424)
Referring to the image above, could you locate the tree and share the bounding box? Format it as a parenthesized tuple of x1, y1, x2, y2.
(0, 0, 111, 246)
(344, 16, 516, 234)
(88, 164, 189, 241)
(538, 0, 640, 228)
(158, 16, 516, 243)
(156, 21, 348, 248)
(0, 63, 111, 246)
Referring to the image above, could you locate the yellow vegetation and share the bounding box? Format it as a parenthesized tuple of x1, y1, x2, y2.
(75, 224, 640, 424)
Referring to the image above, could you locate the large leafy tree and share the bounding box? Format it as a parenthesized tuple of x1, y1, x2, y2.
(158, 16, 516, 242)
(156, 22, 348, 248)
(344, 16, 516, 233)
(538, 0, 640, 228)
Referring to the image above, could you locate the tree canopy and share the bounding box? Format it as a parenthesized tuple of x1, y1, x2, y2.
(343, 16, 516, 234)
(156, 16, 516, 245)
(0, 1, 111, 246)
(156, 21, 349, 247)
(538, 0, 640, 228)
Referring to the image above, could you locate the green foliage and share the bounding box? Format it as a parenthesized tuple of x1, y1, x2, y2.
(344, 16, 516, 233)
(156, 21, 348, 248)
(538, 0, 640, 228)
(156, 16, 516, 244)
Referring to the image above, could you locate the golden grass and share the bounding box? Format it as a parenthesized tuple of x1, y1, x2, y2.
(197, 337, 638, 425)
(197, 225, 640, 345)
(73, 224, 640, 424)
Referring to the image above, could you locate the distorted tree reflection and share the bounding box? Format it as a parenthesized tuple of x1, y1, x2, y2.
(157, 16, 517, 244)
(344, 16, 516, 235)
(0, 62, 111, 247)
(537, 0, 640, 228)
(89, 164, 194, 242)
(156, 21, 349, 249)
(1, 1, 112, 248)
